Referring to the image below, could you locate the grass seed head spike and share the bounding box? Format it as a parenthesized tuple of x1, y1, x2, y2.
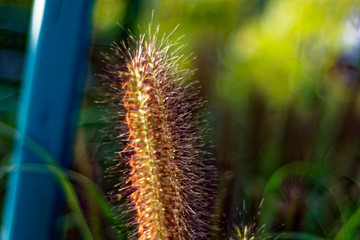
(101, 25, 217, 240)
(228, 199, 278, 240)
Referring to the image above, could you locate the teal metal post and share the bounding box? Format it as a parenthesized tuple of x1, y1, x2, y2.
(2, 0, 93, 239)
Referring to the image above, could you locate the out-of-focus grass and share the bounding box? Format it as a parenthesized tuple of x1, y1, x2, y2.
(0, 122, 112, 240)
(219, 0, 357, 106)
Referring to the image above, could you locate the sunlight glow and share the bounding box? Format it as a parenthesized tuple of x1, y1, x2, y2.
(342, 14, 360, 51)
(30, 0, 46, 49)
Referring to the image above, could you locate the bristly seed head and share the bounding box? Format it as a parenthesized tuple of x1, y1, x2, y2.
(228, 200, 278, 240)
(101, 25, 216, 240)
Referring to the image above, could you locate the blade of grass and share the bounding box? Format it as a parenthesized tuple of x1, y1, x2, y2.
(334, 206, 360, 240)
(261, 161, 347, 238)
(0, 122, 93, 240)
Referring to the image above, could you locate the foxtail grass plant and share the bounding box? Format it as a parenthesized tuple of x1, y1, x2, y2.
(101, 26, 216, 240)
(228, 200, 277, 240)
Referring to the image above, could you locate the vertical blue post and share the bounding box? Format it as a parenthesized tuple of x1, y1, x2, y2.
(2, 0, 93, 239)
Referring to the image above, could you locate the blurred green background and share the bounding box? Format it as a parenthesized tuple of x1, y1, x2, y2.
(1, 0, 360, 239)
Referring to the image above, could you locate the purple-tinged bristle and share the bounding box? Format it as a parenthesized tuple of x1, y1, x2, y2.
(101, 26, 216, 240)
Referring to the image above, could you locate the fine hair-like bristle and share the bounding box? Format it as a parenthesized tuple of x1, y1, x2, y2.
(100, 26, 216, 240)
